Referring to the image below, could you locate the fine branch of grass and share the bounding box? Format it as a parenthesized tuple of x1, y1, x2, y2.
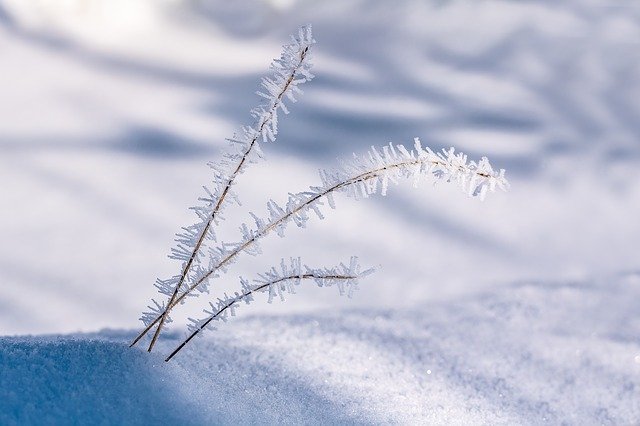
(165, 257, 372, 361)
(131, 26, 316, 351)
(131, 25, 509, 359)
(137, 140, 508, 357)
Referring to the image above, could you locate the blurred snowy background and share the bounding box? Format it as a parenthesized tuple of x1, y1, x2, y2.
(1, 0, 639, 335)
(3, 1, 640, 423)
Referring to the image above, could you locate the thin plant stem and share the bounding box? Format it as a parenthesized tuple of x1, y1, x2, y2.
(133, 155, 485, 347)
(165, 273, 356, 362)
(142, 46, 310, 352)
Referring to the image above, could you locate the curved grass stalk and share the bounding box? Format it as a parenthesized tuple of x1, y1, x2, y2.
(165, 257, 369, 361)
(133, 140, 509, 348)
(165, 274, 350, 361)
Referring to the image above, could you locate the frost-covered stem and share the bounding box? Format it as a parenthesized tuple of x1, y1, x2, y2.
(142, 44, 312, 352)
(137, 141, 508, 347)
(132, 166, 388, 343)
(138, 155, 485, 335)
(164, 273, 355, 362)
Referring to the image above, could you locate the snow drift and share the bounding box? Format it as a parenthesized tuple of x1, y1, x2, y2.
(2, 278, 639, 424)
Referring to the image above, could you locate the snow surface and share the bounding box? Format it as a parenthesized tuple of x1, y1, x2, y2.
(1, 0, 640, 423)
(3, 277, 640, 424)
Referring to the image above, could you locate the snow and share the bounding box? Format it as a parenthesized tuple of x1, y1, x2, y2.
(1, 0, 639, 423)
(3, 277, 640, 424)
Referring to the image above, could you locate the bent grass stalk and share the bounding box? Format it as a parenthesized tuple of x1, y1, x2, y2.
(164, 273, 357, 362)
(131, 26, 509, 358)
(132, 152, 501, 349)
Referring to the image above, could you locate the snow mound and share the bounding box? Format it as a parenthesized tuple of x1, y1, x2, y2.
(2, 278, 639, 424)
(1, 0, 640, 336)
(0, 334, 209, 425)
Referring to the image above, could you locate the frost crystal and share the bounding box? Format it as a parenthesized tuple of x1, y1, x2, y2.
(140, 299, 172, 328)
